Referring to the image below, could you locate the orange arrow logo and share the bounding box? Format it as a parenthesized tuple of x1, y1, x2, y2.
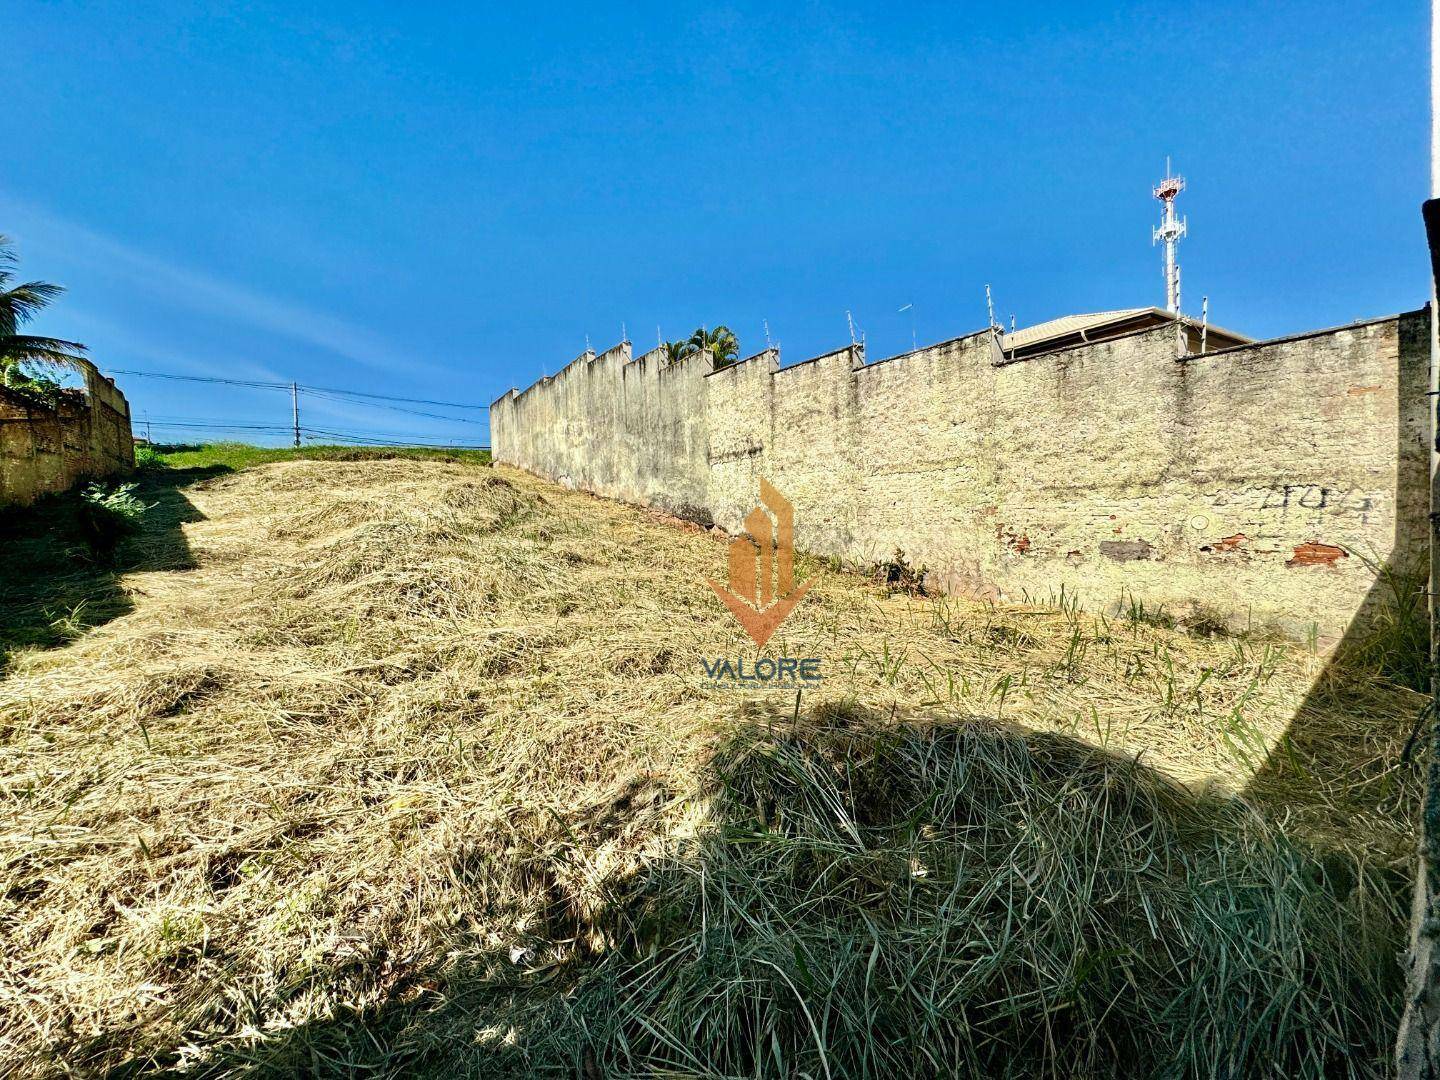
(706, 479, 813, 648)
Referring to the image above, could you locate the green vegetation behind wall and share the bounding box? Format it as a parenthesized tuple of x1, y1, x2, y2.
(145, 441, 491, 471)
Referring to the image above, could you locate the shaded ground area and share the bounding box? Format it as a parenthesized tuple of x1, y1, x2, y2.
(0, 458, 1423, 1077)
(0, 467, 219, 674)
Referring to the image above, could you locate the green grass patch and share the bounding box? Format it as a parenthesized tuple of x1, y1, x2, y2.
(146, 441, 491, 471)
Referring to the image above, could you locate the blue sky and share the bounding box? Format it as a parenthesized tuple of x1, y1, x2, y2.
(4, 1, 1426, 446)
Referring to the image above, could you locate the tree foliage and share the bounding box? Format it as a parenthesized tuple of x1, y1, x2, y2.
(0, 235, 87, 403)
(663, 325, 740, 369)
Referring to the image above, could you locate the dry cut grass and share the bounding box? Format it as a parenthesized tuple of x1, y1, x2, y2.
(0, 459, 1422, 1076)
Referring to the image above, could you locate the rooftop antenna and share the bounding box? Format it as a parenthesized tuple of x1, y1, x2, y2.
(621, 321, 627, 343)
(657, 325, 663, 350)
(846, 310, 858, 346)
(763, 319, 773, 351)
(1153, 158, 1187, 313)
(899, 303, 916, 351)
(985, 284, 999, 332)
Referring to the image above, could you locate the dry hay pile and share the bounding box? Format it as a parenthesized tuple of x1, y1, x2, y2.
(0, 459, 1422, 1076)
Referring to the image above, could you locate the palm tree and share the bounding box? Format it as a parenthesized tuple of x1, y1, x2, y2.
(663, 339, 691, 365)
(686, 325, 739, 369)
(0, 235, 87, 390)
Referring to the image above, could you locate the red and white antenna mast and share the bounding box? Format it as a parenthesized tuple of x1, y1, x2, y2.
(1152, 158, 1186, 313)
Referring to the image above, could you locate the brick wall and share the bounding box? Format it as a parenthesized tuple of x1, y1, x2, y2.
(0, 362, 135, 507)
(491, 309, 1428, 641)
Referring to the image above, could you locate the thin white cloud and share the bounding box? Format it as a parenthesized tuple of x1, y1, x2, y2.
(63, 307, 480, 437)
(0, 191, 445, 377)
(61, 307, 291, 384)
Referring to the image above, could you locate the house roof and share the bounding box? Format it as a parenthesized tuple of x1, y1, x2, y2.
(1000, 307, 1252, 357)
(1002, 308, 1150, 351)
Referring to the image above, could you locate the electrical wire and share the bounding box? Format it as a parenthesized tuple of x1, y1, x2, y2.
(301, 422, 467, 441)
(303, 427, 487, 448)
(105, 369, 292, 390)
(141, 414, 286, 424)
(298, 387, 488, 425)
(103, 367, 489, 409)
(109, 368, 493, 447)
(295, 384, 488, 410)
(143, 421, 293, 432)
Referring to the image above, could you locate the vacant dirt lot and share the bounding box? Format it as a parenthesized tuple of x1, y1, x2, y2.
(0, 459, 1421, 1076)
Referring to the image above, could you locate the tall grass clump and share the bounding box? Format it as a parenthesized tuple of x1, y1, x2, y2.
(1336, 552, 1429, 692)
(75, 481, 149, 561)
(133, 443, 166, 469)
(560, 720, 1406, 1079)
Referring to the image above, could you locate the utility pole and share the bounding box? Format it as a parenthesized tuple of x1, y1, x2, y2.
(1398, 3, 1440, 1073)
(291, 382, 300, 449)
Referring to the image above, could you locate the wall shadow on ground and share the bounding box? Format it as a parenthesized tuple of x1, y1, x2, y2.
(130, 705, 1408, 1079)
(1239, 307, 1429, 863)
(0, 465, 226, 677)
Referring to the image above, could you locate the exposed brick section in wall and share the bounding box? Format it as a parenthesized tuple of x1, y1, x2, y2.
(490, 309, 1428, 641)
(0, 362, 135, 507)
(1286, 541, 1348, 568)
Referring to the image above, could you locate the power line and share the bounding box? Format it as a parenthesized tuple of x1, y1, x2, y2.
(144, 420, 293, 432)
(296, 384, 488, 410)
(105, 369, 292, 390)
(302, 422, 479, 441)
(111, 367, 493, 448)
(146, 421, 472, 441)
(303, 427, 488, 448)
(142, 407, 483, 433)
(298, 387, 488, 425)
(140, 413, 487, 446)
(142, 414, 287, 424)
(103, 367, 489, 410)
(143, 426, 487, 449)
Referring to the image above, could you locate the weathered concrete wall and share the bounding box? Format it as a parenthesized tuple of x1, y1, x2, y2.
(492, 342, 716, 519)
(492, 309, 1428, 640)
(0, 362, 135, 508)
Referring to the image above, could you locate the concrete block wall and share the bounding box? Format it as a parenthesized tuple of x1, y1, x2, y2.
(0, 362, 135, 508)
(491, 309, 1428, 641)
(492, 341, 715, 519)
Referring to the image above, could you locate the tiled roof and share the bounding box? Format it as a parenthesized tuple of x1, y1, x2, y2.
(999, 307, 1252, 354)
(1000, 308, 1154, 351)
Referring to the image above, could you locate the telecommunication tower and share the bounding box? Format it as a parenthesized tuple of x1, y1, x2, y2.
(1152, 160, 1186, 313)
